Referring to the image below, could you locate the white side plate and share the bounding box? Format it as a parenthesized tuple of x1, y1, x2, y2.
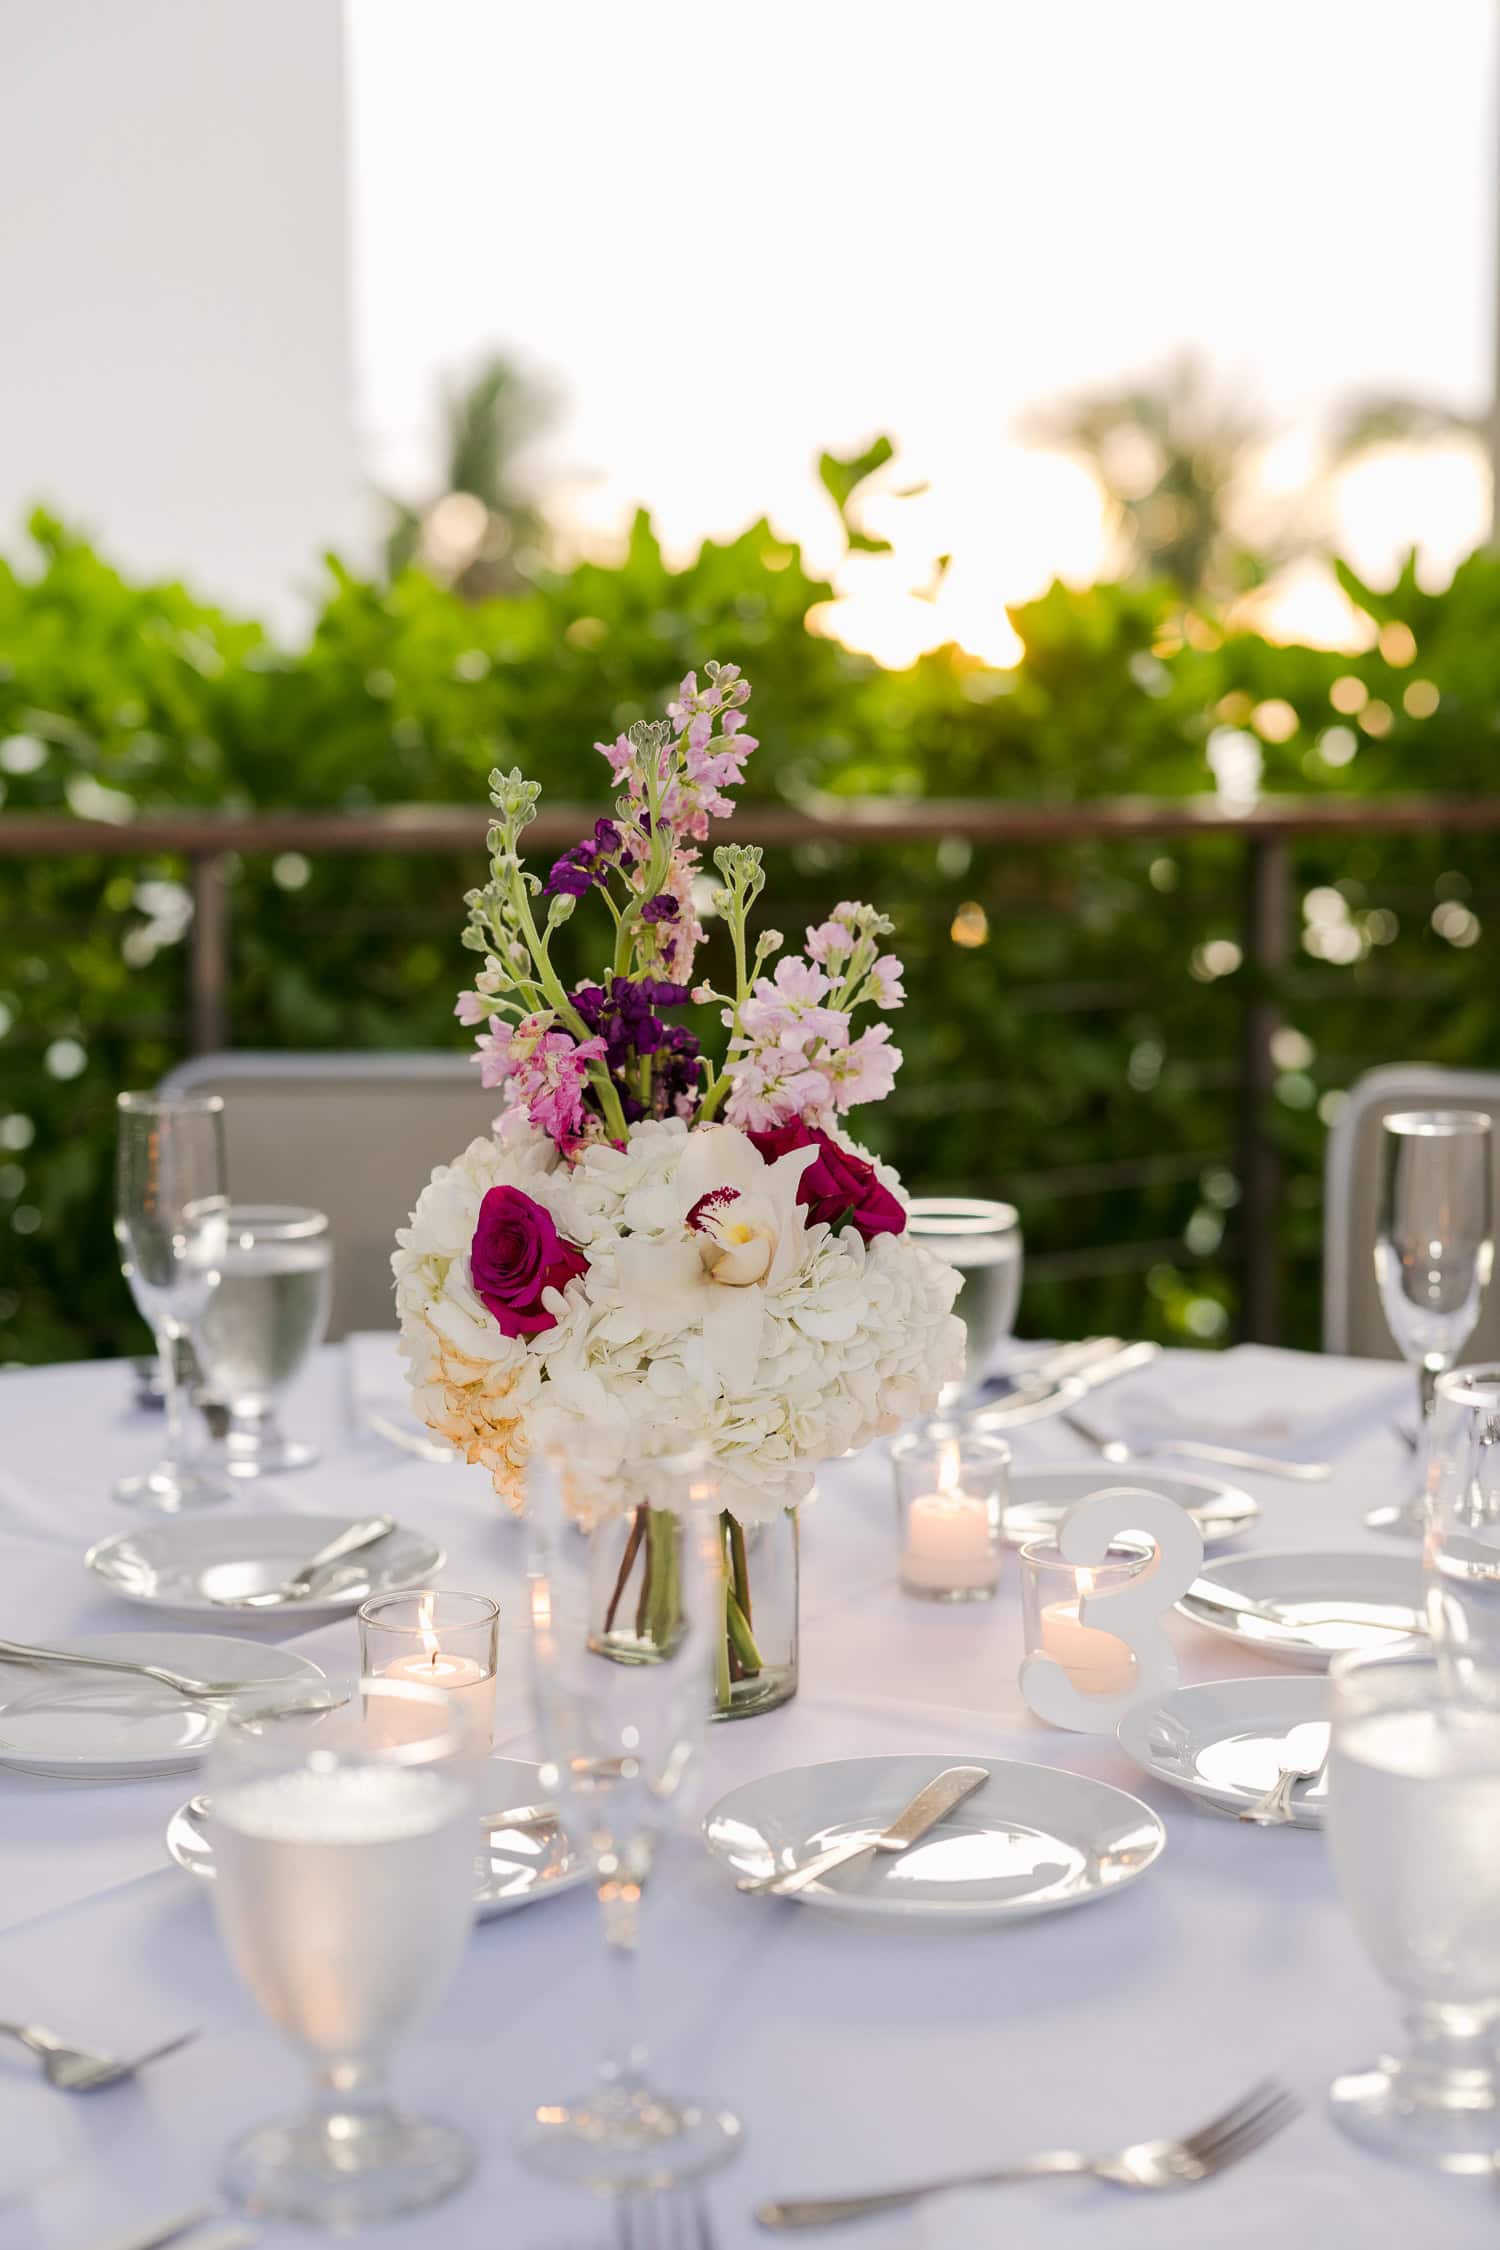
(703, 1753, 1165, 1925)
(1117, 1676, 1329, 1826)
(1177, 1549, 1424, 1669)
(0, 1635, 326, 1778)
(1002, 1464, 1257, 1549)
(85, 1513, 443, 1622)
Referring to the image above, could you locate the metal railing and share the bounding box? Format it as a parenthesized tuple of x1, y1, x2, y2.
(6, 793, 1499, 1343)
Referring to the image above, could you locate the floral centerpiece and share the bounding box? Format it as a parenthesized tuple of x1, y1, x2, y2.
(394, 661, 963, 1714)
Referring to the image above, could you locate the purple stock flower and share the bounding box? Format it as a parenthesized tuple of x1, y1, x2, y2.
(567, 977, 701, 1124)
(640, 894, 680, 924)
(542, 817, 632, 900)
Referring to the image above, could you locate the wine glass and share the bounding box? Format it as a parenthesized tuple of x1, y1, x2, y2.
(1324, 1638, 1500, 2171)
(194, 1205, 333, 1477)
(906, 1197, 1022, 1405)
(206, 1678, 479, 2227)
(1424, 1364, 1500, 1665)
(518, 1438, 740, 2191)
(113, 1091, 230, 1509)
(1366, 1111, 1493, 1536)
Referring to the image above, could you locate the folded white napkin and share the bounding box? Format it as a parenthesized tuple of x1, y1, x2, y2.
(1086, 1344, 1407, 1455)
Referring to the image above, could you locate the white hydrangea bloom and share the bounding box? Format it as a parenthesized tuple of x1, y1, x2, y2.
(395, 1118, 964, 1521)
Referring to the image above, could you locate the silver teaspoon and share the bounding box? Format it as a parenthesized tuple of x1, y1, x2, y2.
(207, 1516, 396, 1609)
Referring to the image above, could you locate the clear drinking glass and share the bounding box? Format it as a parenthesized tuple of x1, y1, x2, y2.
(194, 1205, 333, 1478)
(1324, 1639, 1500, 2170)
(113, 1091, 230, 1509)
(206, 1679, 479, 2226)
(1367, 1111, 1493, 1535)
(1424, 1365, 1500, 1665)
(906, 1198, 1022, 1404)
(358, 1590, 499, 1750)
(520, 1440, 740, 2191)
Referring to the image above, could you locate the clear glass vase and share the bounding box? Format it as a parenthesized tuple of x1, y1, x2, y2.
(588, 1502, 799, 1720)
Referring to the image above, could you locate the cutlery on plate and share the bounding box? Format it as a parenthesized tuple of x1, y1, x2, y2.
(206, 1516, 396, 1608)
(753, 2076, 1301, 2227)
(0, 2019, 198, 2091)
(737, 1764, 988, 1897)
(0, 1638, 272, 1701)
(1182, 1577, 1424, 1637)
(1237, 1748, 1329, 1825)
(1070, 1339, 1161, 1394)
(1064, 1404, 1332, 1483)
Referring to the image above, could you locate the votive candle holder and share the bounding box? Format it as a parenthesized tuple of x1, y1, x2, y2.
(358, 1588, 499, 1749)
(1018, 1537, 1149, 1704)
(891, 1430, 1010, 1602)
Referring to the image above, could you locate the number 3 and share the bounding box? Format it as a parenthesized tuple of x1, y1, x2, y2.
(1019, 1486, 1204, 1734)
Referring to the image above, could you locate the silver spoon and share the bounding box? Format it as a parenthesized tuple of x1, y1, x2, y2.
(206, 1516, 396, 1609)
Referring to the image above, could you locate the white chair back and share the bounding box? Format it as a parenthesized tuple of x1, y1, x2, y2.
(159, 1052, 498, 1338)
(1323, 1063, 1500, 1359)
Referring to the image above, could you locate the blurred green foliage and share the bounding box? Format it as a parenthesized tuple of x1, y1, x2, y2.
(1, 507, 1496, 1366)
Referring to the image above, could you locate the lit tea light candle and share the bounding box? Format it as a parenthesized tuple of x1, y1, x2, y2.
(900, 1436, 1002, 1598)
(361, 1590, 498, 1748)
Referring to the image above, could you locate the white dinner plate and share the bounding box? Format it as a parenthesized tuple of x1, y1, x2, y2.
(166, 1756, 590, 1917)
(0, 1636, 326, 1779)
(1116, 1676, 1330, 1827)
(703, 1754, 1165, 1926)
(1177, 1549, 1425, 1669)
(1001, 1464, 1258, 1549)
(85, 1513, 444, 1622)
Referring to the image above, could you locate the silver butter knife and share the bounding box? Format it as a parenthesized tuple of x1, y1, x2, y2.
(208, 1516, 396, 1609)
(738, 1765, 989, 1897)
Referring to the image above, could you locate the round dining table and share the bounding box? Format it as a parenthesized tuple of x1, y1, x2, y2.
(0, 1340, 1492, 2250)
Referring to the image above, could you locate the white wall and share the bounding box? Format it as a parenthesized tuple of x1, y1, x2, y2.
(0, 0, 362, 630)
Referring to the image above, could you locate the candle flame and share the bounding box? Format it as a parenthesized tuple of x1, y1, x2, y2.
(529, 1578, 553, 1633)
(417, 1591, 440, 1664)
(1077, 1566, 1096, 1602)
(937, 1438, 962, 1497)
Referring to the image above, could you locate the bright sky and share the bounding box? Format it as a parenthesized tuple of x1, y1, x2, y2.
(347, 0, 1497, 664)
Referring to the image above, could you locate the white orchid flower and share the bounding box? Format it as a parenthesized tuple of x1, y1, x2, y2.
(616, 1124, 817, 1385)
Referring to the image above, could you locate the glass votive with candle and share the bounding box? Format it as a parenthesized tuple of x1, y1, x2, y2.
(1018, 1537, 1149, 1705)
(892, 1430, 1010, 1601)
(358, 1590, 499, 1749)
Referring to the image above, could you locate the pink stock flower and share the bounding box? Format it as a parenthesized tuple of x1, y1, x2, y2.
(454, 989, 488, 1025)
(820, 1023, 901, 1112)
(869, 954, 906, 1008)
(805, 919, 853, 967)
(738, 955, 849, 1046)
(475, 1016, 607, 1151)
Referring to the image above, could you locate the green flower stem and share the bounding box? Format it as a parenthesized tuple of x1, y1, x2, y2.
(728, 1515, 753, 1628)
(721, 1510, 764, 1677)
(725, 1586, 763, 1675)
(501, 858, 630, 1140)
(714, 1578, 734, 1710)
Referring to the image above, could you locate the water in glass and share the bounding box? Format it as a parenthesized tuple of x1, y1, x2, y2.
(195, 1206, 332, 1477)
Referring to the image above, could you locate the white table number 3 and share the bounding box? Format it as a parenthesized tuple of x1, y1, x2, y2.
(1019, 1486, 1204, 1734)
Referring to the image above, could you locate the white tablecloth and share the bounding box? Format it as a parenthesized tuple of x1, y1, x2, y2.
(0, 1343, 1490, 2250)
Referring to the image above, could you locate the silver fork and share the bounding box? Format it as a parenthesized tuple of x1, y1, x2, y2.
(0, 1638, 267, 1702)
(753, 2078, 1300, 2227)
(615, 2189, 718, 2250)
(1063, 1405, 1332, 1483)
(0, 2019, 198, 2092)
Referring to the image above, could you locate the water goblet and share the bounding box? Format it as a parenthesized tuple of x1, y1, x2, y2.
(113, 1091, 230, 1509)
(1324, 1638, 1500, 2170)
(206, 1678, 479, 2227)
(1424, 1364, 1500, 1665)
(194, 1204, 333, 1477)
(1367, 1111, 1493, 1536)
(906, 1197, 1022, 1405)
(518, 1438, 740, 2191)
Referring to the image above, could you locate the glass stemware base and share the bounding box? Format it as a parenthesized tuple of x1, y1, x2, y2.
(114, 1459, 231, 1510)
(224, 1426, 320, 1480)
(1364, 1498, 1424, 1538)
(518, 2084, 742, 2191)
(223, 2105, 474, 2226)
(1330, 2038, 1500, 2174)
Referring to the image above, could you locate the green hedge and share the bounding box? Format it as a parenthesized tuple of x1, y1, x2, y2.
(2, 511, 1496, 1365)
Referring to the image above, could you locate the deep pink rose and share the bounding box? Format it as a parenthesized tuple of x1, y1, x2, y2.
(470, 1185, 589, 1337)
(747, 1121, 906, 1243)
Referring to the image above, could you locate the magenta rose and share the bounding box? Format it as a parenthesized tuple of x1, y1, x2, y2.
(747, 1121, 906, 1243)
(470, 1185, 589, 1337)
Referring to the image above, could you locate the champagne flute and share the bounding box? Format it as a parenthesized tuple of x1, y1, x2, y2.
(1325, 1639, 1500, 2170)
(113, 1091, 230, 1509)
(194, 1204, 333, 1477)
(207, 1678, 479, 2227)
(518, 1438, 740, 2191)
(1366, 1111, 1493, 1536)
